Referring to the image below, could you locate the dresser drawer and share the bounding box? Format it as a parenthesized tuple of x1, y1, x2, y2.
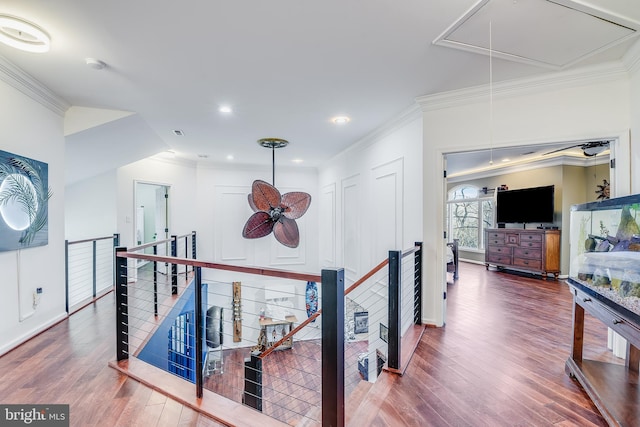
(519, 240, 542, 249)
(520, 233, 542, 242)
(487, 238, 505, 246)
(488, 246, 512, 255)
(488, 253, 512, 265)
(513, 257, 542, 270)
(487, 231, 505, 240)
(513, 247, 541, 259)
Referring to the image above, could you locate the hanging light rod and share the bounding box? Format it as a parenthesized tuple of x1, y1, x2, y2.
(257, 138, 289, 186)
(0, 15, 50, 53)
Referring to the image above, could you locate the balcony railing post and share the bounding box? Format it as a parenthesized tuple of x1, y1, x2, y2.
(153, 245, 158, 316)
(65, 240, 69, 314)
(322, 267, 345, 427)
(414, 242, 423, 325)
(171, 235, 178, 295)
(115, 247, 129, 361)
(192, 231, 197, 257)
(191, 231, 197, 273)
(243, 354, 263, 411)
(388, 250, 402, 371)
(113, 234, 120, 289)
(92, 240, 97, 298)
(194, 266, 204, 398)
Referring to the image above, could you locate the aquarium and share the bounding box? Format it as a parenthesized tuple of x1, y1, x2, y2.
(569, 194, 640, 316)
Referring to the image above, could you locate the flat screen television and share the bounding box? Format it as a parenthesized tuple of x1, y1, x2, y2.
(496, 185, 555, 224)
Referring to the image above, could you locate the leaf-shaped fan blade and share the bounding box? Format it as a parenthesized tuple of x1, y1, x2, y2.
(242, 211, 274, 239)
(248, 193, 258, 212)
(274, 217, 300, 248)
(282, 192, 311, 219)
(252, 180, 281, 211)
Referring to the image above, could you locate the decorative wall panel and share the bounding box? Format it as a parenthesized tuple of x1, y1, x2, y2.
(0, 150, 50, 251)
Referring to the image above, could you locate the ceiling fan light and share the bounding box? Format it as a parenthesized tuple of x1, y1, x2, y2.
(583, 145, 606, 156)
(0, 15, 50, 53)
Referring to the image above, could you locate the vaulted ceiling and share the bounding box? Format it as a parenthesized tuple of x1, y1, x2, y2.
(0, 0, 638, 183)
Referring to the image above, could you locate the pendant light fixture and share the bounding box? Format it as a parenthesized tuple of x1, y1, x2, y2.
(242, 138, 311, 248)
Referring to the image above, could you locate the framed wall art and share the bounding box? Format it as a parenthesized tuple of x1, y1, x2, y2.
(0, 150, 51, 251)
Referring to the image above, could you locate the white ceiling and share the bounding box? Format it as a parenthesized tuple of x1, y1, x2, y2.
(0, 0, 638, 182)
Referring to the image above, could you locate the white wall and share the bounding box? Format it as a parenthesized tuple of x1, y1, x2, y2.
(0, 80, 67, 356)
(195, 163, 319, 272)
(117, 157, 198, 249)
(318, 109, 423, 281)
(65, 169, 117, 241)
(420, 63, 633, 326)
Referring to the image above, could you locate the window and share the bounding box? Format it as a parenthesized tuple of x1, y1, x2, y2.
(447, 185, 495, 250)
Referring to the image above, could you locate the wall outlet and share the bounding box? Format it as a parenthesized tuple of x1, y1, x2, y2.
(33, 287, 42, 309)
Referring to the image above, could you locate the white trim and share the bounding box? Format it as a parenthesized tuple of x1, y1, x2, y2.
(0, 55, 69, 116)
(0, 312, 67, 357)
(623, 37, 640, 75)
(416, 62, 628, 112)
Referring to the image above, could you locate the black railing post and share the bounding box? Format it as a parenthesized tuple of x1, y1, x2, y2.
(153, 245, 158, 316)
(115, 247, 129, 361)
(113, 234, 120, 288)
(194, 266, 204, 398)
(388, 251, 402, 371)
(92, 240, 97, 298)
(64, 240, 69, 313)
(171, 235, 178, 295)
(243, 354, 263, 411)
(322, 268, 345, 427)
(184, 236, 188, 274)
(192, 231, 197, 261)
(414, 242, 423, 325)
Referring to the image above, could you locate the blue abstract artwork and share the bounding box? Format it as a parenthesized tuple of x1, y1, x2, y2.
(0, 150, 51, 251)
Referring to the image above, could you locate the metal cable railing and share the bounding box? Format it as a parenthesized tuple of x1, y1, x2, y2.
(113, 241, 423, 427)
(65, 234, 119, 313)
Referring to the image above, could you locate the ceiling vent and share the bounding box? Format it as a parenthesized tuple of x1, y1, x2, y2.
(173, 129, 184, 136)
(433, 0, 639, 69)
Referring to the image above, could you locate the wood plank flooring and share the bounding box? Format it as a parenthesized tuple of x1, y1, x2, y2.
(0, 262, 616, 426)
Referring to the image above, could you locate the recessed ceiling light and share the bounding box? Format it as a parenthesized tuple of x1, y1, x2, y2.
(219, 106, 232, 113)
(85, 58, 106, 70)
(226, 154, 234, 160)
(332, 116, 350, 124)
(292, 159, 304, 164)
(502, 158, 510, 162)
(0, 15, 50, 53)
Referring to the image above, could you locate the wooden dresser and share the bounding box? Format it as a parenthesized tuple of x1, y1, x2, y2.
(485, 228, 561, 279)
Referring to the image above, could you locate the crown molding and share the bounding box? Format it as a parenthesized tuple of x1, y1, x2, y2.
(0, 54, 70, 117)
(416, 61, 629, 112)
(623, 38, 640, 75)
(447, 153, 609, 183)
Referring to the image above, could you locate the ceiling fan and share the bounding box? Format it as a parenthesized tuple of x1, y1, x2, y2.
(543, 140, 610, 157)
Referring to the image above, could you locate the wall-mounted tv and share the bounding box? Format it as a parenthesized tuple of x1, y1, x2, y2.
(496, 185, 555, 225)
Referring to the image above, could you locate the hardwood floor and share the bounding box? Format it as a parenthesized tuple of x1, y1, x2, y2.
(0, 262, 616, 426)
(354, 263, 615, 426)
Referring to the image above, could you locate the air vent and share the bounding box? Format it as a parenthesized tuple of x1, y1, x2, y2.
(173, 130, 184, 136)
(198, 154, 209, 159)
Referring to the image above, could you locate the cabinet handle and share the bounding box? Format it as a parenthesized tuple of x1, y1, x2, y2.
(582, 297, 591, 302)
(613, 319, 623, 325)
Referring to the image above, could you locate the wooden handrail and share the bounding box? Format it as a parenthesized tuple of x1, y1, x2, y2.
(117, 251, 322, 283)
(260, 257, 391, 358)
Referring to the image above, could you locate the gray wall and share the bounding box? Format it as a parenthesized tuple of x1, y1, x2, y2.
(448, 162, 609, 275)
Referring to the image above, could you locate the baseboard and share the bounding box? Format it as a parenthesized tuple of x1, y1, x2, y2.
(0, 312, 67, 357)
